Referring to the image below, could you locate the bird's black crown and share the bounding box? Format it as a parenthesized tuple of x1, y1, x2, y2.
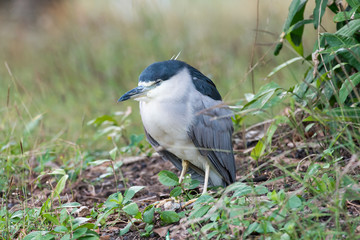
(139, 60, 222, 101)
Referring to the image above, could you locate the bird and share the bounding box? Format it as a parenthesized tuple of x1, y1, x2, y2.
(118, 60, 236, 194)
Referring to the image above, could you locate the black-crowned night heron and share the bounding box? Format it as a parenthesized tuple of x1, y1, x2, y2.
(118, 60, 236, 194)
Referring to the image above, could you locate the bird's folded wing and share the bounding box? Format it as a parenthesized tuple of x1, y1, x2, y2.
(187, 96, 236, 185)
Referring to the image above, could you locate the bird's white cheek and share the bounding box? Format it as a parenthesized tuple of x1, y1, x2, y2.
(134, 96, 150, 102)
(147, 85, 169, 100)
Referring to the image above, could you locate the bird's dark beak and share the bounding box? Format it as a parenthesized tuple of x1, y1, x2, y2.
(118, 86, 150, 102)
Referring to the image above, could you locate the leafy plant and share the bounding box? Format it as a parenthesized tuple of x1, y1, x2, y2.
(88, 112, 150, 156)
(87, 110, 131, 143)
(275, 0, 360, 109)
(158, 170, 200, 200)
(1, 169, 99, 240)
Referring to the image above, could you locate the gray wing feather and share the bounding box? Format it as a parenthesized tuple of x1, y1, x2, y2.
(188, 96, 236, 185)
(144, 128, 206, 184)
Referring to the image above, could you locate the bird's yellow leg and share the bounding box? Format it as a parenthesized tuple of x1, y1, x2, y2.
(202, 162, 210, 195)
(179, 160, 189, 183)
(182, 162, 210, 208)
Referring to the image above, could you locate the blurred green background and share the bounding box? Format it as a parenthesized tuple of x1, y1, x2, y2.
(1, 0, 330, 149)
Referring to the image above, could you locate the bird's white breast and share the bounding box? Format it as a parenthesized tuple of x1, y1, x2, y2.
(139, 68, 205, 167)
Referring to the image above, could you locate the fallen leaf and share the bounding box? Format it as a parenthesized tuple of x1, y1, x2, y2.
(153, 225, 172, 237)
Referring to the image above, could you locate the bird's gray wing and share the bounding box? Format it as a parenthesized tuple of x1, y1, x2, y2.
(144, 128, 206, 184)
(187, 96, 236, 186)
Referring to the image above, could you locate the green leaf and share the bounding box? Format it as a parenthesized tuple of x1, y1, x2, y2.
(267, 57, 303, 78)
(109, 147, 117, 161)
(256, 221, 277, 233)
(95, 208, 114, 226)
(77, 223, 96, 230)
(282, 0, 308, 35)
(87, 115, 118, 127)
(251, 139, 265, 161)
(142, 206, 155, 224)
(195, 194, 214, 204)
(160, 211, 180, 224)
(305, 164, 320, 179)
(129, 134, 145, 147)
(281, 233, 291, 240)
(293, 69, 313, 101)
(141, 224, 154, 237)
(186, 179, 200, 190)
(72, 217, 90, 229)
(254, 185, 269, 195)
(333, 5, 360, 22)
(54, 175, 69, 197)
(170, 186, 182, 197)
(77, 230, 99, 240)
(285, 34, 304, 56)
(72, 228, 87, 239)
(123, 186, 144, 204)
(227, 182, 253, 197)
(158, 170, 179, 186)
(287, 195, 302, 209)
(317, 179, 328, 192)
(24, 114, 43, 134)
(201, 222, 216, 232)
(318, 44, 360, 54)
(23, 231, 53, 240)
(53, 226, 68, 233)
(48, 169, 66, 176)
(243, 82, 282, 113)
(119, 222, 132, 236)
(43, 213, 60, 226)
(305, 123, 315, 133)
(60, 209, 69, 224)
(244, 222, 259, 237)
(123, 202, 139, 216)
(339, 72, 360, 103)
(189, 205, 211, 219)
(11, 210, 23, 220)
(325, 107, 360, 122)
(60, 234, 70, 240)
(283, 18, 313, 55)
(60, 202, 81, 208)
(336, 19, 360, 37)
(105, 192, 122, 208)
(322, 33, 357, 47)
(89, 159, 111, 166)
(266, 123, 279, 148)
(255, 82, 282, 97)
(313, 0, 328, 29)
(347, 0, 360, 8)
(275, 0, 308, 55)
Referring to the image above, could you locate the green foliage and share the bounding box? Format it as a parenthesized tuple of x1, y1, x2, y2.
(96, 186, 145, 236)
(95, 181, 186, 236)
(159, 211, 180, 224)
(88, 113, 150, 157)
(158, 170, 199, 201)
(158, 170, 179, 186)
(276, 0, 360, 109)
(1, 173, 99, 240)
